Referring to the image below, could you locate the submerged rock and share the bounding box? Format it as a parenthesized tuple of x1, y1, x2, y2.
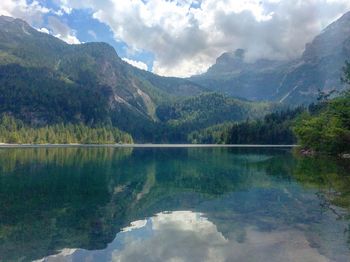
(340, 153, 350, 159)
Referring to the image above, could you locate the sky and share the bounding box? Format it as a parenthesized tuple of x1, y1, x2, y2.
(1, 0, 350, 77)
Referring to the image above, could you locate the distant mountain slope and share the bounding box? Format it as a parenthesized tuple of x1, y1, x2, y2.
(191, 49, 294, 101)
(0, 16, 207, 141)
(154, 93, 272, 142)
(276, 12, 350, 104)
(0, 16, 265, 142)
(191, 12, 350, 104)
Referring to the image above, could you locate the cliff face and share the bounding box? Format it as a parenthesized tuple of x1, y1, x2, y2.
(276, 12, 350, 104)
(0, 16, 202, 140)
(192, 12, 350, 104)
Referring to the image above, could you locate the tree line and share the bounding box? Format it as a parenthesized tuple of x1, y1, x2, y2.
(0, 114, 133, 144)
(188, 108, 304, 145)
(293, 62, 350, 155)
(293, 91, 350, 154)
(190, 62, 350, 156)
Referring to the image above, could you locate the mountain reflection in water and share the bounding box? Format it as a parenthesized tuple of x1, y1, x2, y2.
(0, 147, 349, 262)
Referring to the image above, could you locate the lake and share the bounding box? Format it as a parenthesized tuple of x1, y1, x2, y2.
(0, 147, 349, 262)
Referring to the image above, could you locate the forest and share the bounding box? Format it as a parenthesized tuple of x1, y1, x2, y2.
(190, 62, 350, 156)
(293, 62, 350, 155)
(0, 114, 133, 144)
(0, 59, 349, 152)
(188, 108, 303, 145)
(293, 90, 350, 154)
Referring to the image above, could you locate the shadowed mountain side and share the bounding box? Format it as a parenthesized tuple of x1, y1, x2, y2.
(0, 16, 272, 142)
(191, 12, 350, 104)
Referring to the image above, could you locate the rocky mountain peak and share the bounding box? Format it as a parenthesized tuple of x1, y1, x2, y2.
(216, 49, 245, 64)
(0, 15, 33, 33)
(303, 11, 350, 62)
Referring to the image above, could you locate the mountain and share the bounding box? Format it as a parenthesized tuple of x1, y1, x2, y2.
(191, 12, 350, 104)
(276, 11, 350, 104)
(0, 16, 205, 140)
(0, 16, 266, 142)
(154, 93, 272, 142)
(191, 49, 293, 101)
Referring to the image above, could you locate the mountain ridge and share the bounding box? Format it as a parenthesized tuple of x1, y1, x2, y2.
(191, 11, 350, 104)
(1, 12, 349, 142)
(0, 15, 266, 142)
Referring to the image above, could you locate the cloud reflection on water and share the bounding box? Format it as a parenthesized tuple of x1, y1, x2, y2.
(38, 211, 330, 262)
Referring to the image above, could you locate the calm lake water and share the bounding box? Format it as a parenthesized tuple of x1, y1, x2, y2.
(0, 147, 349, 262)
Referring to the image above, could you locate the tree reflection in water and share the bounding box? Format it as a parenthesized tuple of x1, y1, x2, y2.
(0, 147, 349, 261)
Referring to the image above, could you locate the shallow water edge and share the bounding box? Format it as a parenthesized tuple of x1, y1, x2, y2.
(0, 143, 299, 148)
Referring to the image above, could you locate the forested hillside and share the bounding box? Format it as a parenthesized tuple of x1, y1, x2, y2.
(0, 16, 272, 143)
(191, 63, 350, 156)
(189, 108, 304, 145)
(1, 14, 349, 145)
(0, 115, 133, 144)
(154, 93, 272, 142)
(293, 62, 350, 155)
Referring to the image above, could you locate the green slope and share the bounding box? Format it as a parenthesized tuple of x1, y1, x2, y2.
(0, 15, 273, 142)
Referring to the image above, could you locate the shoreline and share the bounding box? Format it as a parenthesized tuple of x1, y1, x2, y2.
(0, 143, 299, 148)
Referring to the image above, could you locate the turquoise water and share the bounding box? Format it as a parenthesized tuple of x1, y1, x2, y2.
(0, 147, 349, 261)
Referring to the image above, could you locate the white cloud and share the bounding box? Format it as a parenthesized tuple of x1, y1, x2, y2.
(88, 29, 97, 39)
(38, 211, 330, 262)
(53, 33, 80, 44)
(0, 1, 80, 44)
(4, 0, 350, 76)
(153, 57, 209, 77)
(37, 27, 49, 34)
(0, 0, 50, 25)
(60, 5, 72, 15)
(122, 58, 148, 71)
(55, 0, 350, 77)
(47, 16, 81, 44)
(53, 9, 64, 16)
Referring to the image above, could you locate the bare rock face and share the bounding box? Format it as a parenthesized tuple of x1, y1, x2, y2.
(192, 12, 350, 105)
(303, 12, 350, 62)
(0, 15, 202, 139)
(278, 12, 350, 104)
